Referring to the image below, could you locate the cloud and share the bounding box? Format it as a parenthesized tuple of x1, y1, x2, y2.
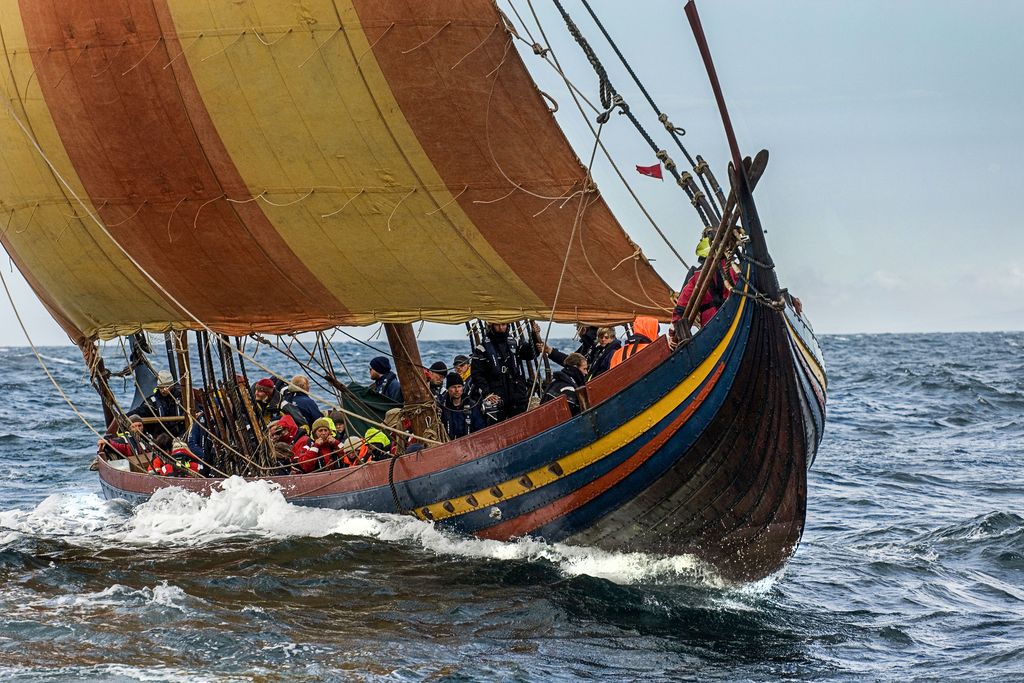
(870, 270, 904, 289)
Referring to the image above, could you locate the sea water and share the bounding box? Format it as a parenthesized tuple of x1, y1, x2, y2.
(0, 333, 1021, 681)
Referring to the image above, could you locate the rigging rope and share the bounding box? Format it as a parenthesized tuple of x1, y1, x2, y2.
(0, 267, 102, 439)
(576, 0, 722, 222)
(510, 1, 689, 270)
(1, 97, 438, 448)
(544, 0, 713, 229)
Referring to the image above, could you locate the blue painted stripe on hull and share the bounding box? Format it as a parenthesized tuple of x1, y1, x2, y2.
(390, 292, 746, 512)
(531, 304, 762, 542)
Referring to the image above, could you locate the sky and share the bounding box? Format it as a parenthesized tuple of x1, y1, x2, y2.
(2, 0, 1023, 346)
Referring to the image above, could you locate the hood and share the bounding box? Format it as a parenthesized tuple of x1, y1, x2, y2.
(632, 316, 659, 342)
(274, 414, 299, 441)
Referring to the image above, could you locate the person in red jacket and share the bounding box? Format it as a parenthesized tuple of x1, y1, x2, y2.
(97, 414, 149, 460)
(170, 441, 207, 476)
(291, 417, 342, 473)
(671, 237, 738, 336)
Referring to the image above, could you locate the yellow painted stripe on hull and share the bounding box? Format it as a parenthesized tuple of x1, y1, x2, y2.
(417, 293, 748, 523)
(0, 1, 179, 338)
(164, 0, 545, 318)
(785, 317, 827, 390)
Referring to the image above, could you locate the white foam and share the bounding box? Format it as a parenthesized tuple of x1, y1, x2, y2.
(44, 581, 191, 612)
(5, 477, 734, 587)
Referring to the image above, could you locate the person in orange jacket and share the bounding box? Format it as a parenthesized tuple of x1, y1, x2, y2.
(609, 316, 660, 369)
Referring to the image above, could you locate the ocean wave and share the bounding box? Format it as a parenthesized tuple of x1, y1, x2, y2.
(44, 581, 192, 612)
(0, 479, 732, 589)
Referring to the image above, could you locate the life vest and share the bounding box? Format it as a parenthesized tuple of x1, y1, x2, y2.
(171, 445, 206, 476)
(291, 435, 341, 473)
(609, 317, 660, 368)
(146, 455, 175, 476)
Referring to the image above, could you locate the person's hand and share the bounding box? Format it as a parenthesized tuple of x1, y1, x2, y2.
(531, 321, 541, 336)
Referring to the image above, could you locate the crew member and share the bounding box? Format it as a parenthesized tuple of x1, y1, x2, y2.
(140, 370, 185, 437)
(439, 372, 486, 440)
(369, 356, 403, 403)
(609, 316, 660, 368)
(471, 322, 538, 421)
(425, 361, 448, 404)
(541, 353, 587, 415)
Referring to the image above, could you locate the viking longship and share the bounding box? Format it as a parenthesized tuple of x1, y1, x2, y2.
(0, 1, 826, 582)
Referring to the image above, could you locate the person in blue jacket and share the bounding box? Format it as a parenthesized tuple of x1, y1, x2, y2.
(368, 356, 403, 403)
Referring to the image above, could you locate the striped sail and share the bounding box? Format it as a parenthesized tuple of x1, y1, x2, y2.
(0, 0, 672, 342)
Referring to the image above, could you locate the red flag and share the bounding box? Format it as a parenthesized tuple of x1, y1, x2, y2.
(636, 163, 663, 180)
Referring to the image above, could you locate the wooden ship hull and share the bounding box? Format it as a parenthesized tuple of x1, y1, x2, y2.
(97, 269, 826, 583)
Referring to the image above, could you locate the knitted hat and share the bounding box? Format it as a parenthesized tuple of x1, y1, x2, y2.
(254, 378, 275, 393)
(428, 361, 448, 375)
(446, 372, 464, 387)
(311, 416, 335, 436)
(370, 356, 391, 374)
(170, 440, 193, 458)
(156, 371, 174, 388)
(452, 354, 470, 366)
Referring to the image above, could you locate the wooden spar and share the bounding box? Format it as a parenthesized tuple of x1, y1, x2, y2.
(684, 1, 743, 181)
(79, 339, 117, 430)
(174, 331, 192, 421)
(163, 333, 178, 383)
(684, 1, 778, 295)
(383, 322, 432, 437)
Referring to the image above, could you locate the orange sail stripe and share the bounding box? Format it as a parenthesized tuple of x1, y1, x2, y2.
(351, 0, 673, 319)
(16, 0, 349, 335)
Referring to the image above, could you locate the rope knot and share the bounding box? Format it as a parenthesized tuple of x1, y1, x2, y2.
(656, 112, 685, 134)
(531, 42, 549, 57)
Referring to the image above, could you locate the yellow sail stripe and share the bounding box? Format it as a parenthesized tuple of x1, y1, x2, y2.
(785, 317, 827, 390)
(415, 294, 748, 522)
(165, 0, 546, 320)
(0, 1, 180, 338)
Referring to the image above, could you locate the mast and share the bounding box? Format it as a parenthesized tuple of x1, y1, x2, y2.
(382, 323, 433, 438)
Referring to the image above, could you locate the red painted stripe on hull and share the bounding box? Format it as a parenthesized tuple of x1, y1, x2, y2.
(478, 362, 726, 540)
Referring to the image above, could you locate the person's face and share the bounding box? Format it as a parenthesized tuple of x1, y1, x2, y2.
(428, 371, 444, 384)
(579, 360, 589, 375)
(315, 427, 331, 440)
(369, 367, 381, 381)
(455, 361, 470, 377)
(158, 386, 171, 396)
(254, 387, 270, 402)
(598, 334, 613, 347)
(129, 421, 144, 434)
(491, 323, 508, 334)
(448, 384, 464, 400)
